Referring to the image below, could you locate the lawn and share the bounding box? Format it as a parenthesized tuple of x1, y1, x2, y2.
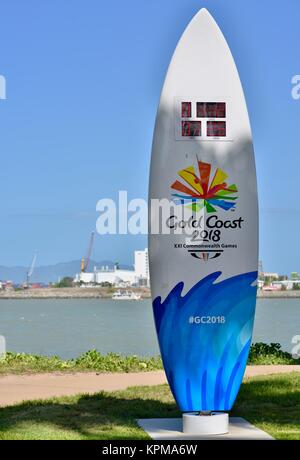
(0, 372, 299, 440)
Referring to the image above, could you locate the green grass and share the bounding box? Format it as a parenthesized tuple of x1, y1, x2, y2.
(0, 372, 299, 440)
(0, 343, 299, 375)
(0, 350, 163, 375)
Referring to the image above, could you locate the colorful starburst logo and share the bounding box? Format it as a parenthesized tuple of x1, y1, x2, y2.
(171, 160, 238, 212)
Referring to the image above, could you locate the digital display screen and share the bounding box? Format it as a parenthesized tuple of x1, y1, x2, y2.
(207, 121, 226, 137)
(197, 102, 226, 118)
(181, 102, 191, 118)
(182, 121, 201, 137)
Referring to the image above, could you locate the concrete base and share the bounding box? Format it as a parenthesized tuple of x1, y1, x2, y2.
(137, 417, 273, 440)
(183, 412, 228, 435)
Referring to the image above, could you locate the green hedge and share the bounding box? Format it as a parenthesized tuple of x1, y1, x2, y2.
(248, 342, 300, 365)
(0, 342, 299, 374)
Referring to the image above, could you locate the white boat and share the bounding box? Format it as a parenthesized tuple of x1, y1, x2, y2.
(112, 290, 141, 300)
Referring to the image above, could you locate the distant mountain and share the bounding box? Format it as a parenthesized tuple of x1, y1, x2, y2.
(0, 260, 134, 284)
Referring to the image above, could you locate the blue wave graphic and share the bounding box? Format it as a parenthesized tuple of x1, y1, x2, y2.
(208, 198, 236, 211)
(153, 271, 257, 411)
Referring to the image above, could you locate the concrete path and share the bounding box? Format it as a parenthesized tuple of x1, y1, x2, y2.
(0, 365, 299, 407)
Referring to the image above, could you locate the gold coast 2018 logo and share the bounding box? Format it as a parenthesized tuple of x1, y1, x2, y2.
(171, 159, 238, 213)
(170, 159, 242, 261)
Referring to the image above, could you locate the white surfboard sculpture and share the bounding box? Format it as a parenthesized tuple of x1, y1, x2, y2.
(149, 8, 258, 412)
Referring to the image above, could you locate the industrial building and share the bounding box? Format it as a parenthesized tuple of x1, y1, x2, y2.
(134, 248, 149, 286)
(74, 248, 149, 287)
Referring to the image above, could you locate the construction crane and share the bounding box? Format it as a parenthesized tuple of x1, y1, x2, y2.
(26, 252, 37, 287)
(81, 231, 95, 273)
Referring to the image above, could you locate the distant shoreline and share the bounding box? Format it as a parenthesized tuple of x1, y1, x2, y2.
(257, 290, 300, 298)
(0, 287, 300, 299)
(0, 287, 151, 299)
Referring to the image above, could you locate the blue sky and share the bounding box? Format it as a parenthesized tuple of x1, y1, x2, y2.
(0, 0, 299, 274)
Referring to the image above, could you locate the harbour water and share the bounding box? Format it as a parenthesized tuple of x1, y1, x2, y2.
(0, 298, 299, 359)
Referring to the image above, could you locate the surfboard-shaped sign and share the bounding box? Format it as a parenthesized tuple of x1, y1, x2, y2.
(149, 8, 258, 412)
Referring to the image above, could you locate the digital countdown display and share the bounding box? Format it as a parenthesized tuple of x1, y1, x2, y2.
(181, 102, 192, 118)
(207, 121, 226, 137)
(197, 102, 226, 118)
(179, 102, 227, 138)
(182, 121, 201, 137)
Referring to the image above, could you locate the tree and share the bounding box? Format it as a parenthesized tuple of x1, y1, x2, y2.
(55, 277, 74, 288)
(264, 276, 271, 286)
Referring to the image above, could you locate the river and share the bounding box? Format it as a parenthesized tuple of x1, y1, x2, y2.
(0, 298, 299, 359)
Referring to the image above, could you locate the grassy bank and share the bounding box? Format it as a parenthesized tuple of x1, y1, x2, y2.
(0, 350, 162, 375)
(0, 372, 299, 440)
(0, 343, 299, 375)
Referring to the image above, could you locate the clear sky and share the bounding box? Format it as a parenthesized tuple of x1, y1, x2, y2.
(0, 0, 299, 274)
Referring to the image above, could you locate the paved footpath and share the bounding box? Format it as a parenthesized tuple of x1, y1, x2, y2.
(0, 365, 299, 407)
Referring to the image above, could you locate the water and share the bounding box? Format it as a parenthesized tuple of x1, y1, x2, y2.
(0, 298, 299, 359)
